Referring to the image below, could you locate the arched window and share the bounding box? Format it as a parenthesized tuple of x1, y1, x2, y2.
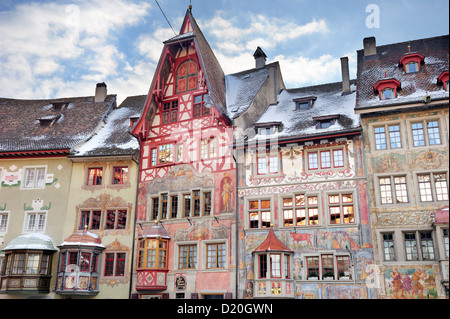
(177, 60, 198, 93)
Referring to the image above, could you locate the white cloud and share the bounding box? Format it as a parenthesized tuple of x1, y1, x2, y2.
(0, 0, 151, 100)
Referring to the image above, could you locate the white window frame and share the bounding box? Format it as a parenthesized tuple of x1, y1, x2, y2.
(21, 166, 47, 190)
(23, 211, 47, 233)
(0, 211, 10, 233)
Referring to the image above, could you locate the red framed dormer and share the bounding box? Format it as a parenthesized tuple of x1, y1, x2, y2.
(399, 46, 425, 74)
(438, 70, 449, 92)
(373, 77, 401, 100)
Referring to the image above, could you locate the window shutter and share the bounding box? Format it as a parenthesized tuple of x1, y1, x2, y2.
(225, 292, 232, 299)
(191, 293, 198, 299)
(162, 293, 170, 299)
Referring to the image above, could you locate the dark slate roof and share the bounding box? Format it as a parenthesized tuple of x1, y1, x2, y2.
(253, 80, 359, 141)
(225, 65, 271, 119)
(355, 35, 449, 110)
(0, 95, 116, 155)
(72, 95, 145, 157)
(188, 11, 227, 116)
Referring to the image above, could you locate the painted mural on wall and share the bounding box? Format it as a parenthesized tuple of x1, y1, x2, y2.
(243, 229, 375, 298)
(384, 266, 440, 299)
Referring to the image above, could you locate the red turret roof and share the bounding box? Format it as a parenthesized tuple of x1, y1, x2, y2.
(254, 228, 292, 252)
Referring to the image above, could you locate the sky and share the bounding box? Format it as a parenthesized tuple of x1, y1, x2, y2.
(0, 0, 448, 104)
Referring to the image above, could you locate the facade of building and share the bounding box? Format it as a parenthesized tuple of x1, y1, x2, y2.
(130, 10, 237, 299)
(0, 6, 448, 300)
(54, 94, 143, 298)
(0, 87, 117, 297)
(233, 56, 375, 299)
(355, 35, 449, 299)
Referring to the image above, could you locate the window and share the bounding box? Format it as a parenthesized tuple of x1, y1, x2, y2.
(296, 102, 310, 110)
(248, 199, 271, 229)
(203, 192, 211, 216)
(157, 144, 173, 164)
(0, 212, 9, 232)
(171, 195, 178, 219)
(379, 176, 409, 204)
(270, 254, 281, 278)
(104, 252, 126, 277)
(381, 88, 395, 100)
(112, 167, 128, 185)
(87, 168, 103, 186)
(177, 60, 197, 93)
(322, 254, 334, 279)
(137, 238, 168, 270)
(79, 210, 102, 230)
(23, 167, 46, 189)
(417, 173, 449, 202)
(151, 198, 159, 220)
(412, 120, 441, 147)
(382, 233, 396, 261)
(4, 252, 52, 276)
(374, 124, 402, 150)
(183, 194, 191, 218)
(162, 100, 178, 124)
(308, 149, 345, 170)
(306, 256, 319, 279)
(25, 212, 47, 232)
(259, 254, 267, 278)
(257, 154, 279, 175)
(201, 137, 216, 159)
(405, 62, 419, 73)
(328, 193, 354, 224)
(404, 231, 435, 261)
(336, 256, 351, 279)
(179, 244, 197, 269)
(282, 194, 319, 226)
(193, 94, 211, 118)
(105, 209, 127, 229)
(206, 243, 226, 269)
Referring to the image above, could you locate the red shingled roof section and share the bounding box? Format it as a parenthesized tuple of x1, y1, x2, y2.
(254, 228, 292, 252)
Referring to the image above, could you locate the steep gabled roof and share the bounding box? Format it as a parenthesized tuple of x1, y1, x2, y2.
(355, 34, 449, 110)
(72, 95, 145, 157)
(132, 9, 228, 138)
(0, 95, 116, 156)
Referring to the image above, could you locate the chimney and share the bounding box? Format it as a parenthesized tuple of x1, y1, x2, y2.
(95, 82, 107, 103)
(253, 47, 267, 69)
(340, 57, 351, 95)
(363, 36, 377, 59)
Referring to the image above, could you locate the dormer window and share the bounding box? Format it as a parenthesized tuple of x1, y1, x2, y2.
(294, 96, 316, 110)
(52, 102, 69, 111)
(313, 115, 339, 129)
(374, 78, 401, 100)
(438, 71, 449, 92)
(38, 115, 60, 127)
(129, 116, 139, 127)
(254, 122, 281, 137)
(399, 51, 424, 74)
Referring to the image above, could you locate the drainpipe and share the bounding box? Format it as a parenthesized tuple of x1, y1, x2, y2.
(232, 121, 239, 299)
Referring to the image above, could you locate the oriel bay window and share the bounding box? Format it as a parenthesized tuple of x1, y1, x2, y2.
(137, 238, 168, 270)
(56, 231, 105, 296)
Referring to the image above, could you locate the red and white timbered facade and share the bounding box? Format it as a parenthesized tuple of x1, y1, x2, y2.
(131, 10, 236, 299)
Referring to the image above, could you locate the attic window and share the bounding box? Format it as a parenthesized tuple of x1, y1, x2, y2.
(313, 115, 339, 129)
(438, 71, 449, 92)
(129, 117, 139, 127)
(294, 96, 316, 110)
(52, 102, 69, 110)
(254, 122, 281, 136)
(399, 51, 424, 74)
(38, 115, 60, 127)
(373, 78, 401, 100)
